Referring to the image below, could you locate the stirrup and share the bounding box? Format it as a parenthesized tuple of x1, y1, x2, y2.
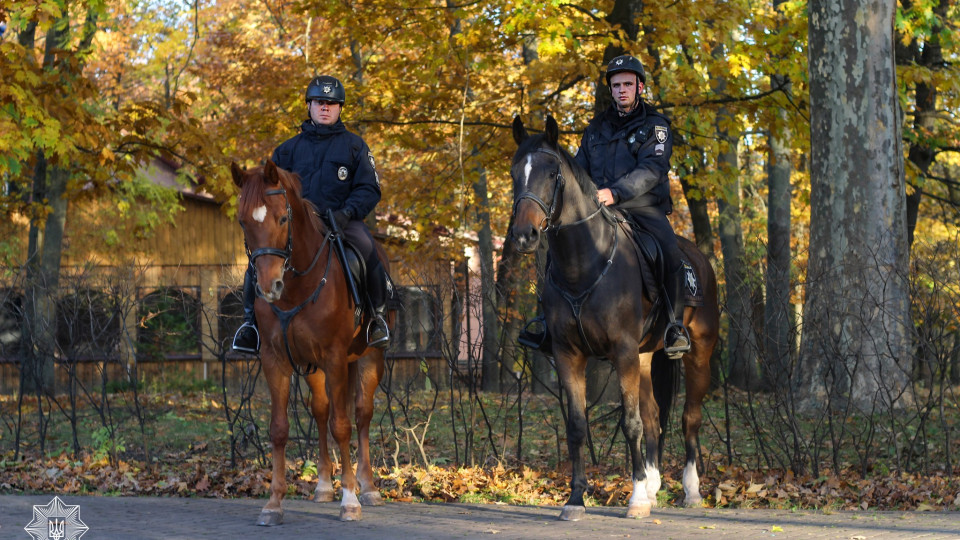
(232, 322, 260, 354)
(517, 316, 550, 353)
(663, 322, 691, 359)
(367, 314, 390, 348)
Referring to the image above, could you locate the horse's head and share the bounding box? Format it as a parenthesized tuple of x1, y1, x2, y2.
(232, 159, 296, 303)
(510, 115, 564, 253)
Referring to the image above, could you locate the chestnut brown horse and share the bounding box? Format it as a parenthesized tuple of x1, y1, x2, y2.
(231, 160, 390, 524)
(510, 116, 719, 520)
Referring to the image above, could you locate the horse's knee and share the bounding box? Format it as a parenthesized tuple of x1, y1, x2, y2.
(269, 420, 289, 447)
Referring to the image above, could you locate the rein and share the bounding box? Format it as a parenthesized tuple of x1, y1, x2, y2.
(518, 147, 622, 357)
(246, 185, 332, 377)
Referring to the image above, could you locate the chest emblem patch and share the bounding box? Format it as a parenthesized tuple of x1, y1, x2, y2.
(337, 166, 349, 181)
(655, 125, 668, 144)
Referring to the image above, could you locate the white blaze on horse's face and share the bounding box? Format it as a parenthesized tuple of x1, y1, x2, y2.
(252, 205, 267, 223)
(523, 154, 533, 189)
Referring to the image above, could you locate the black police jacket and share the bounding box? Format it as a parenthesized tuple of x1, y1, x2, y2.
(271, 119, 381, 221)
(574, 101, 673, 214)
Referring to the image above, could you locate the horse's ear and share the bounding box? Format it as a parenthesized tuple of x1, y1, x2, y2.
(512, 116, 528, 145)
(263, 159, 281, 186)
(230, 162, 244, 188)
(545, 115, 559, 147)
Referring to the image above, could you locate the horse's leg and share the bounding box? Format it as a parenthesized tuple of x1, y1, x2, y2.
(680, 326, 713, 508)
(637, 350, 664, 508)
(258, 358, 291, 526)
(555, 352, 589, 521)
(306, 369, 335, 503)
(327, 360, 362, 521)
(612, 349, 654, 518)
(355, 351, 385, 506)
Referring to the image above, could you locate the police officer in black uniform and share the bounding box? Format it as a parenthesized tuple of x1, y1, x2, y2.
(519, 54, 690, 359)
(233, 75, 390, 352)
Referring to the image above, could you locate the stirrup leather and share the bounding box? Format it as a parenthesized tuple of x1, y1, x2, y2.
(232, 322, 260, 353)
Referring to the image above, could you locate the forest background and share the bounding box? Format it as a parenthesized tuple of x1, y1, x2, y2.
(2, 0, 960, 511)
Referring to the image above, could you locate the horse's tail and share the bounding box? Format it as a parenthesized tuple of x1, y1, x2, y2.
(651, 348, 680, 463)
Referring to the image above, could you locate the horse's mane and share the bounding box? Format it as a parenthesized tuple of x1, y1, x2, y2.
(238, 164, 326, 233)
(514, 133, 598, 199)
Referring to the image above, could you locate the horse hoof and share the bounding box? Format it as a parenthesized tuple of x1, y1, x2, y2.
(314, 489, 335, 503)
(559, 505, 585, 521)
(359, 491, 384, 506)
(257, 510, 284, 526)
(340, 504, 362, 521)
(684, 495, 704, 508)
(626, 502, 651, 519)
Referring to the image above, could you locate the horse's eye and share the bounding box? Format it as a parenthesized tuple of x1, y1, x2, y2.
(279, 216, 288, 226)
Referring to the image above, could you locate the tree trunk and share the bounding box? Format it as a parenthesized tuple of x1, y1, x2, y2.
(763, 0, 795, 390)
(712, 48, 761, 389)
(799, 0, 910, 411)
(474, 167, 501, 393)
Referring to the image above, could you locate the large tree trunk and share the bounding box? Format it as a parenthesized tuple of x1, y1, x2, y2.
(799, 0, 910, 411)
(763, 0, 795, 390)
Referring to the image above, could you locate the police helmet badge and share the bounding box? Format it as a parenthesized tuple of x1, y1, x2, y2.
(337, 166, 348, 181)
(655, 125, 668, 144)
(323, 84, 333, 94)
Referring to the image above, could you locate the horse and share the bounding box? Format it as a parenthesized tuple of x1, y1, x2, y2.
(509, 116, 719, 520)
(231, 159, 391, 524)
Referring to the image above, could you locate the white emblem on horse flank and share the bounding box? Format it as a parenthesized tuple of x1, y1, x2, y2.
(252, 205, 267, 223)
(683, 262, 699, 297)
(337, 166, 349, 181)
(655, 125, 668, 144)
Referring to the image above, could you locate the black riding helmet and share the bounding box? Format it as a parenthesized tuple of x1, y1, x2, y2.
(605, 55, 646, 86)
(305, 75, 345, 104)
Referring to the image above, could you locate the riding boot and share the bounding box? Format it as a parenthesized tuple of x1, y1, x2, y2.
(663, 265, 691, 360)
(366, 262, 391, 348)
(517, 314, 553, 356)
(232, 266, 260, 353)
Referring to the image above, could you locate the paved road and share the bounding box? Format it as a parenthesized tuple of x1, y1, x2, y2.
(1, 494, 959, 539)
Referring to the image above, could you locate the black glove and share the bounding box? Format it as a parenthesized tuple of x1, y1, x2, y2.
(333, 209, 352, 230)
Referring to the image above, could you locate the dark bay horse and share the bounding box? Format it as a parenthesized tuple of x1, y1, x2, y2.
(510, 116, 719, 520)
(231, 160, 390, 523)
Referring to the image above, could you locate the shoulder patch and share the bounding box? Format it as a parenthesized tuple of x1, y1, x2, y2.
(655, 125, 668, 144)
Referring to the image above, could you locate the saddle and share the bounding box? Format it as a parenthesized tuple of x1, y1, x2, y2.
(615, 215, 704, 308)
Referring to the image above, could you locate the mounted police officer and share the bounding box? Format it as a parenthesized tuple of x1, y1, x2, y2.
(519, 54, 691, 359)
(233, 75, 391, 352)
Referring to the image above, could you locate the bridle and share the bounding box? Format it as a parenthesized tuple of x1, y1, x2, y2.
(245, 187, 323, 278)
(513, 147, 605, 233)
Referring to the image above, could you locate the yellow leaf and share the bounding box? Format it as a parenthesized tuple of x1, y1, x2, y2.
(771, 525, 784, 532)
